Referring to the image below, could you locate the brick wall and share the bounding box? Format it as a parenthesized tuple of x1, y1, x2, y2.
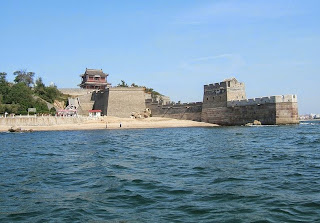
(146, 100, 203, 121)
(107, 87, 146, 118)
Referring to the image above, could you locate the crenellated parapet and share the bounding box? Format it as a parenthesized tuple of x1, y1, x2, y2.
(227, 95, 298, 107)
(59, 88, 95, 96)
(204, 82, 227, 91)
(274, 95, 298, 103)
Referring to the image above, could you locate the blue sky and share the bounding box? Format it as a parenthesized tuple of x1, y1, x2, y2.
(0, 0, 319, 114)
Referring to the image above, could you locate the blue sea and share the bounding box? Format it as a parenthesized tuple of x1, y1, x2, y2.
(1, 121, 320, 222)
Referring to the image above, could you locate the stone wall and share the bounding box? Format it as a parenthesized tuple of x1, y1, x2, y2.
(276, 102, 299, 124)
(203, 83, 228, 108)
(226, 79, 246, 101)
(59, 88, 95, 96)
(202, 96, 299, 126)
(107, 87, 146, 118)
(67, 87, 147, 118)
(92, 90, 109, 115)
(59, 88, 96, 115)
(0, 116, 87, 126)
(146, 100, 203, 121)
(202, 78, 298, 125)
(227, 95, 298, 107)
(144, 93, 171, 105)
(77, 93, 95, 116)
(58, 79, 299, 125)
(202, 104, 277, 125)
(201, 107, 232, 125)
(203, 78, 246, 109)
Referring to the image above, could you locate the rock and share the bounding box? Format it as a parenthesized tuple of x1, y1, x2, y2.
(253, 120, 262, 125)
(8, 127, 21, 132)
(8, 127, 33, 133)
(245, 120, 262, 126)
(8, 127, 15, 132)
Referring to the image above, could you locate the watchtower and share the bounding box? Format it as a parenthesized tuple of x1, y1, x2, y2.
(79, 68, 111, 90)
(202, 78, 246, 108)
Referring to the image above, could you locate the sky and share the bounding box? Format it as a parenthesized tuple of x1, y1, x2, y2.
(0, 0, 319, 114)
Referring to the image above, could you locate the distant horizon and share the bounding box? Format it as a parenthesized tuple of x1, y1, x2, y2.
(1, 0, 319, 114)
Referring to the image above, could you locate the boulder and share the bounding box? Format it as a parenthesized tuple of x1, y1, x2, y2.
(253, 120, 262, 125)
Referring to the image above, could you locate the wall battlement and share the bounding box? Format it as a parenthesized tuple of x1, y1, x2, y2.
(227, 95, 298, 107)
(204, 78, 245, 92)
(59, 88, 94, 96)
(204, 82, 227, 89)
(150, 102, 203, 107)
(109, 87, 145, 92)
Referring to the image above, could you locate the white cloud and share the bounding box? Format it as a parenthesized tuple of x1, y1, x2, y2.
(193, 54, 235, 62)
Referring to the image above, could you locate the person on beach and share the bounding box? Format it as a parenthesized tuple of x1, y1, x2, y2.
(120, 122, 122, 128)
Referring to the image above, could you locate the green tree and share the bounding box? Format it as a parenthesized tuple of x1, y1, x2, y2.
(44, 86, 61, 103)
(0, 72, 7, 82)
(13, 70, 35, 87)
(34, 78, 61, 103)
(0, 72, 10, 104)
(144, 87, 161, 99)
(34, 99, 49, 113)
(6, 83, 34, 113)
(34, 77, 46, 99)
(0, 104, 20, 114)
(34, 77, 46, 91)
(50, 107, 56, 115)
(117, 80, 128, 87)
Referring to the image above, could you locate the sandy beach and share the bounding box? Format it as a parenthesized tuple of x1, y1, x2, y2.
(0, 116, 218, 132)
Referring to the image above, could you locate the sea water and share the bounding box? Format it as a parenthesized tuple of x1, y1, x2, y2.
(0, 122, 319, 222)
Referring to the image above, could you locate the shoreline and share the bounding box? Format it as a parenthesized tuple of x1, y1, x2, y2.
(0, 117, 218, 132)
(299, 119, 320, 122)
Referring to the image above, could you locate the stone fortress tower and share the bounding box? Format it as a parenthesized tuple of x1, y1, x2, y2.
(201, 78, 299, 125)
(202, 78, 246, 109)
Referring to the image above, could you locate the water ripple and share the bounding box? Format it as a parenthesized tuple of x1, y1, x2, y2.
(1, 123, 320, 222)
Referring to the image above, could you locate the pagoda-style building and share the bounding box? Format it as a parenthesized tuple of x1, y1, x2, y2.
(79, 68, 110, 90)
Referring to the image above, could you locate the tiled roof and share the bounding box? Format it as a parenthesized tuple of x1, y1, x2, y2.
(89, 110, 102, 112)
(83, 69, 108, 77)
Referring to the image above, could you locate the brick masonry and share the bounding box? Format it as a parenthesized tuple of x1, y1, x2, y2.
(146, 78, 299, 125)
(93, 87, 146, 118)
(61, 77, 299, 125)
(145, 100, 202, 121)
(201, 78, 299, 125)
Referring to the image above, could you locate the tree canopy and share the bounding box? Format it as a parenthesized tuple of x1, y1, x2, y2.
(0, 70, 65, 114)
(34, 77, 62, 103)
(117, 80, 128, 87)
(13, 70, 35, 87)
(0, 72, 10, 104)
(0, 72, 7, 82)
